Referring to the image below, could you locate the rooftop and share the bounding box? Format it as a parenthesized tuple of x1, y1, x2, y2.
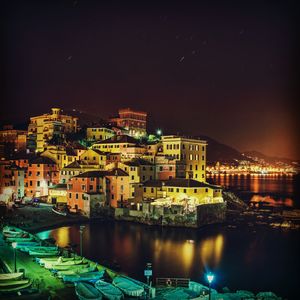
(143, 179, 221, 189)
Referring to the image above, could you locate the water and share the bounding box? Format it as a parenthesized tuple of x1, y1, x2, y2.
(37, 176, 300, 299)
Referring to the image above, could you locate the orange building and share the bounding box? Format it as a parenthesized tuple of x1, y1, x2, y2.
(25, 156, 59, 199)
(106, 168, 129, 208)
(0, 162, 25, 201)
(109, 108, 147, 137)
(67, 170, 108, 217)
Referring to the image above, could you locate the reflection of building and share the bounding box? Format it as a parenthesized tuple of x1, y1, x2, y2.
(109, 108, 147, 137)
(28, 108, 78, 152)
(162, 136, 207, 182)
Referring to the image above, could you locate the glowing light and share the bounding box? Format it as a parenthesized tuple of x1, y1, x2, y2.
(207, 273, 214, 284)
(12, 242, 17, 249)
(156, 129, 162, 136)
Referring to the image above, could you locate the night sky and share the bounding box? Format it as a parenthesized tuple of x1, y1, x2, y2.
(1, 0, 298, 159)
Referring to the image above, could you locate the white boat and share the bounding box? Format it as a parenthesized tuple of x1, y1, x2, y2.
(95, 280, 124, 300)
(0, 272, 23, 282)
(52, 207, 67, 216)
(63, 271, 105, 283)
(44, 258, 86, 269)
(48, 262, 89, 271)
(13, 241, 40, 249)
(75, 282, 102, 300)
(38, 256, 81, 265)
(29, 250, 59, 257)
(112, 276, 144, 297)
(57, 264, 97, 278)
(6, 236, 35, 243)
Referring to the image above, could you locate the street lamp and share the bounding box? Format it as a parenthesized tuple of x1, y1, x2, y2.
(156, 129, 162, 136)
(206, 272, 214, 300)
(79, 225, 85, 257)
(12, 242, 17, 272)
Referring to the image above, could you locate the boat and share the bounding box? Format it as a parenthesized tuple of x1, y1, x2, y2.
(6, 236, 35, 243)
(23, 246, 58, 253)
(112, 276, 144, 297)
(52, 207, 67, 216)
(48, 262, 89, 271)
(63, 271, 105, 283)
(44, 258, 86, 269)
(57, 264, 98, 278)
(0, 273, 23, 281)
(95, 280, 124, 300)
(29, 250, 59, 257)
(0, 279, 32, 293)
(75, 282, 102, 300)
(13, 241, 40, 249)
(37, 256, 81, 265)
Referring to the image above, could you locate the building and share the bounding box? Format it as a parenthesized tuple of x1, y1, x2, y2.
(0, 125, 27, 153)
(25, 156, 59, 198)
(0, 162, 25, 201)
(48, 183, 67, 205)
(67, 171, 108, 217)
(28, 108, 78, 152)
(161, 135, 207, 182)
(141, 179, 223, 205)
(79, 149, 108, 170)
(109, 108, 147, 137)
(91, 135, 139, 154)
(86, 127, 115, 141)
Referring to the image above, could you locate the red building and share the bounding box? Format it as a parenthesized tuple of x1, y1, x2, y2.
(109, 108, 147, 137)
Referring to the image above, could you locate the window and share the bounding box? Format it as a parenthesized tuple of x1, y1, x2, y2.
(36, 172, 40, 176)
(111, 194, 114, 199)
(202, 155, 205, 160)
(144, 187, 146, 192)
(151, 188, 154, 193)
(91, 177, 95, 181)
(205, 188, 208, 193)
(189, 154, 193, 160)
(29, 181, 33, 186)
(93, 156, 96, 160)
(76, 193, 78, 199)
(194, 189, 197, 193)
(202, 165, 204, 170)
(82, 185, 86, 191)
(195, 165, 198, 170)
(82, 194, 85, 199)
(190, 165, 192, 171)
(176, 188, 179, 192)
(69, 193, 72, 198)
(89, 185, 93, 191)
(159, 166, 163, 171)
(183, 189, 187, 193)
(131, 175, 134, 180)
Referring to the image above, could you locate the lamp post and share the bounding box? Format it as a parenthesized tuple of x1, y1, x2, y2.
(79, 225, 85, 257)
(12, 242, 17, 272)
(206, 273, 214, 300)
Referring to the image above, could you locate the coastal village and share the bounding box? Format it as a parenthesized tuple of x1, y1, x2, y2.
(0, 107, 225, 227)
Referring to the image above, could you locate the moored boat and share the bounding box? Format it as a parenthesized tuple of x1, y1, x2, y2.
(29, 250, 59, 257)
(0, 279, 32, 293)
(0, 273, 23, 282)
(13, 241, 40, 249)
(95, 280, 124, 300)
(52, 207, 67, 216)
(37, 256, 81, 265)
(6, 236, 35, 243)
(57, 264, 98, 278)
(44, 258, 86, 269)
(112, 276, 144, 297)
(63, 271, 105, 283)
(75, 282, 102, 300)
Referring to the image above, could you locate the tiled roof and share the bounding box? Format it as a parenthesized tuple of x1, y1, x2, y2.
(93, 135, 138, 145)
(123, 158, 153, 167)
(29, 156, 56, 165)
(74, 170, 109, 178)
(143, 179, 221, 189)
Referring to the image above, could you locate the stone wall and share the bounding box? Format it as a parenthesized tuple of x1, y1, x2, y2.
(196, 202, 227, 226)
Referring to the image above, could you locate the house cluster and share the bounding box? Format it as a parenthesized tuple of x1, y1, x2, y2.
(0, 107, 224, 220)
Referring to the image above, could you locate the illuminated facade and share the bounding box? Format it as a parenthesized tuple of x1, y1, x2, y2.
(86, 127, 115, 141)
(48, 183, 67, 204)
(109, 108, 147, 137)
(162, 135, 207, 182)
(0, 162, 25, 200)
(0, 125, 27, 151)
(28, 108, 78, 152)
(25, 156, 59, 198)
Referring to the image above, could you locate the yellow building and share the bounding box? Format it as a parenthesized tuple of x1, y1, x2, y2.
(28, 108, 78, 152)
(91, 135, 139, 153)
(41, 145, 77, 170)
(162, 135, 207, 182)
(86, 127, 115, 141)
(141, 179, 223, 205)
(79, 149, 108, 170)
(48, 184, 67, 204)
